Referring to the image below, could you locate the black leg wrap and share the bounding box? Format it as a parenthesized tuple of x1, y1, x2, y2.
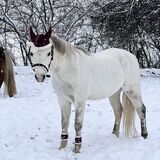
(75, 136, 82, 144)
(61, 133, 68, 141)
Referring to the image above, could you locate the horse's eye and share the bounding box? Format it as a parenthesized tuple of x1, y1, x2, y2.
(47, 52, 51, 56)
(30, 52, 33, 56)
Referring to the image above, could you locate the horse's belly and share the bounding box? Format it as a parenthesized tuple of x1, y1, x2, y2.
(88, 83, 122, 100)
(88, 72, 124, 100)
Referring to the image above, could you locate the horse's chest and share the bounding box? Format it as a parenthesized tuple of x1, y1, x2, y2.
(60, 81, 74, 95)
(52, 73, 75, 102)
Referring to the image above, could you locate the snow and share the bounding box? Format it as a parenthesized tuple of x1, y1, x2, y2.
(0, 66, 160, 160)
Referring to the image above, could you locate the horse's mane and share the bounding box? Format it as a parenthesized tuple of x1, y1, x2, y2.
(75, 46, 91, 55)
(51, 36, 70, 55)
(51, 35, 90, 56)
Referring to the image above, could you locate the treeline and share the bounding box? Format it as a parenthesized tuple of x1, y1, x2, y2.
(0, 0, 160, 68)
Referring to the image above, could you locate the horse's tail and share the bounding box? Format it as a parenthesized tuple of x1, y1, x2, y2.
(4, 51, 17, 97)
(122, 92, 137, 137)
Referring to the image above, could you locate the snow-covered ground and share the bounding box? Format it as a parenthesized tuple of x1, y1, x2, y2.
(0, 67, 160, 160)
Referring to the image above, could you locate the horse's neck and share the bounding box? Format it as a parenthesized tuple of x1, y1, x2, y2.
(50, 48, 80, 87)
(51, 49, 74, 71)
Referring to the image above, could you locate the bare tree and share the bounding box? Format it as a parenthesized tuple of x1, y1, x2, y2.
(0, 0, 93, 65)
(0, 0, 160, 68)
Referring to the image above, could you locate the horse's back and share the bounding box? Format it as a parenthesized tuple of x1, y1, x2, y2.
(97, 48, 139, 76)
(97, 48, 135, 60)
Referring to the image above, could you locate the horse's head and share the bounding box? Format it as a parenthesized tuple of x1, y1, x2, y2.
(28, 27, 53, 82)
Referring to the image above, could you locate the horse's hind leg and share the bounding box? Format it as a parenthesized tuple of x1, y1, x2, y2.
(123, 86, 148, 139)
(137, 103, 148, 138)
(109, 89, 123, 137)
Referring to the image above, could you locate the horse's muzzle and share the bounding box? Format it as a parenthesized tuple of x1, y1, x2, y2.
(35, 74, 45, 82)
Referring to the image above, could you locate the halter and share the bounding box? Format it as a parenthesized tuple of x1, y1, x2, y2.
(27, 41, 53, 73)
(32, 63, 49, 72)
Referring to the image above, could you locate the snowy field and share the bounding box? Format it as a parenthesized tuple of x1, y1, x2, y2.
(0, 66, 160, 160)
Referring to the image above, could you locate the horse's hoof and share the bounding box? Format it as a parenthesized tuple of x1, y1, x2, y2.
(59, 140, 68, 150)
(112, 131, 119, 137)
(73, 147, 80, 153)
(73, 144, 81, 153)
(142, 132, 148, 139)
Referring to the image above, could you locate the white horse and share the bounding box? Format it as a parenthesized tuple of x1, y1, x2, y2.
(27, 27, 148, 153)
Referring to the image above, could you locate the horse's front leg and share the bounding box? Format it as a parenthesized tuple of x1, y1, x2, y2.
(58, 99, 71, 150)
(73, 102, 85, 153)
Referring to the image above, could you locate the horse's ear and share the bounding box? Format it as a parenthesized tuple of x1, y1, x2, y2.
(29, 27, 36, 42)
(45, 26, 52, 38)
